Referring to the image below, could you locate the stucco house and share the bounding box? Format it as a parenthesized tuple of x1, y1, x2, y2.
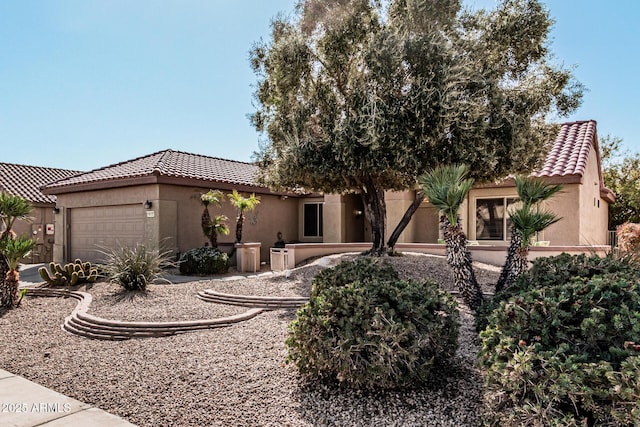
(41, 150, 322, 264)
(323, 120, 614, 248)
(0, 163, 82, 262)
(42, 119, 613, 266)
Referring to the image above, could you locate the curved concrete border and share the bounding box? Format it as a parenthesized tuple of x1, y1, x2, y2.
(26, 288, 263, 341)
(197, 289, 308, 309)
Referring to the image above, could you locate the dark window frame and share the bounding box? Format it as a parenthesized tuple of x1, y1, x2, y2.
(303, 203, 323, 238)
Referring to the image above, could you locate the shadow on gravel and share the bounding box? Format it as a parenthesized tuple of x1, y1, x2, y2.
(291, 360, 483, 426)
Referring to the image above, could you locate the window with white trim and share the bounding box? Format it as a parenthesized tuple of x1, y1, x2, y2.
(475, 197, 519, 240)
(303, 203, 323, 237)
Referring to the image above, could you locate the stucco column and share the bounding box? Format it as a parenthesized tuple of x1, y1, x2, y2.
(322, 194, 345, 243)
(52, 206, 66, 263)
(385, 190, 418, 244)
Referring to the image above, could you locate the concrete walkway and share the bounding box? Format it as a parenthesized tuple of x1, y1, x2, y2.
(0, 369, 136, 426)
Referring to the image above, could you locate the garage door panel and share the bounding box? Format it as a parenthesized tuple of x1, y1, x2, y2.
(70, 205, 144, 262)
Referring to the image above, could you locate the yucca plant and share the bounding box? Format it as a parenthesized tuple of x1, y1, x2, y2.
(495, 176, 562, 292)
(99, 244, 174, 291)
(419, 164, 483, 309)
(0, 236, 36, 308)
(200, 190, 229, 248)
(227, 190, 260, 243)
(0, 192, 33, 305)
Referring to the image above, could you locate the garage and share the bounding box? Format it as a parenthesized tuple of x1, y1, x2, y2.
(69, 204, 144, 262)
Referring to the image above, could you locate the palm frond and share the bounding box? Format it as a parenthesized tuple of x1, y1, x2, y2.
(1, 236, 36, 270)
(514, 176, 563, 207)
(0, 192, 33, 234)
(419, 164, 474, 224)
(510, 207, 561, 246)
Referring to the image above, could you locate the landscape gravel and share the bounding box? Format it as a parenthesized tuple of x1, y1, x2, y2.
(0, 253, 500, 426)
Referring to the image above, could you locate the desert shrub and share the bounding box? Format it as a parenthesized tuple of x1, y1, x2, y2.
(618, 222, 640, 257)
(479, 256, 640, 426)
(476, 253, 636, 331)
(178, 247, 229, 275)
(286, 257, 459, 389)
(100, 244, 173, 291)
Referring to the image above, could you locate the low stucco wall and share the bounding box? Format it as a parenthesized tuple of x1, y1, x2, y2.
(280, 242, 611, 268)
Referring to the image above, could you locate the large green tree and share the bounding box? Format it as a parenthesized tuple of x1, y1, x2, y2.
(251, 0, 582, 253)
(600, 135, 640, 229)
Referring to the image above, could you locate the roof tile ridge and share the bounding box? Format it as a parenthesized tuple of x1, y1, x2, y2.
(0, 162, 82, 174)
(78, 149, 170, 176)
(170, 149, 256, 166)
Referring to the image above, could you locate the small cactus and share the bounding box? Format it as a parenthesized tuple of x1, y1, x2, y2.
(38, 259, 98, 287)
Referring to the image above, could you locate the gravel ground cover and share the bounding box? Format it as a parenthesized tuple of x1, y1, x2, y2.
(0, 253, 500, 426)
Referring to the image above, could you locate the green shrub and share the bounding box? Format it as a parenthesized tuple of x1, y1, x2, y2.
(286, 257, 460, 389)
(476, 253, 637, 331)
(479, 255, 640, 425)
(100, 244, 173, 291)
(178, 247, 229, 275)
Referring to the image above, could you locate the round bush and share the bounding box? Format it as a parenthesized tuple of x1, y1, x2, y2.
(479, 255, 640, 425)
(286, 257, 459, 389)
(179, 247, 229, 275)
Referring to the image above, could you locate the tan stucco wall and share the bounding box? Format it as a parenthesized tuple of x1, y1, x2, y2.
(12, 204, 57, 263)
(542, 184, 581, 245)
(52, 185, 160, 262)
(159, 184, 300, 261)
(52, 184, 302, 263)
(413, 202, 440, 243)
(578, 145, 609, 245)
(322, 194, 344, 243)
(385, 190, 417, 244)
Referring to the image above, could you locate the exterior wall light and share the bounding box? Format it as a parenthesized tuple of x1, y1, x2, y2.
(144, 200, 152, 209)
(53, 207, 60, 214)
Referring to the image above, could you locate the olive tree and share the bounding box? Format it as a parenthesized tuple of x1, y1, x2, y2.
(251, 0, 582, 253)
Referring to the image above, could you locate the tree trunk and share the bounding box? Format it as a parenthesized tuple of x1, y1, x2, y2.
(1, 266, 17, 308)
(442, 216, 483, 310)
(359, 176, 387, 254)
(236, 213, 244, 243)
(202, 207, 213, 246)
(495, 226, 522, 293)
(387, 190, 425, 251)
(504, 246, 530, 291)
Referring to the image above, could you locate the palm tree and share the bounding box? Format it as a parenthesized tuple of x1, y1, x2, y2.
(227, 190, 261, 243)
(0, 192, 33, 302)
(495, 176, 562, 292)
(200, 190, 228, 248)
(0, 236, 36, 308)
(419, 164, 483, 310)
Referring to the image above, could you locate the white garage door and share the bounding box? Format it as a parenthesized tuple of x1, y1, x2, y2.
(70, 205, 144, 262)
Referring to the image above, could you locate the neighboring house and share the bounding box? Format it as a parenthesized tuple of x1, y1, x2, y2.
(41, 120, 612, 265)
(0, 163, 82, 262)
(41, 150, 322, 263)
(324, 120, 615, 247)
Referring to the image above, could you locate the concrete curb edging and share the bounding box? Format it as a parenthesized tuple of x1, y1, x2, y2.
(26, 288, 264, 341)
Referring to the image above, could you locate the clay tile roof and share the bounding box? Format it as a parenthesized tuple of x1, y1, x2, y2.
(531, 120, 597, 178)
(0, 163, 83, 204)
(42, 149, 260, 191)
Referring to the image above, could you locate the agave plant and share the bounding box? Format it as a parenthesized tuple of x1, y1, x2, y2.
(419, 164, 483, 310)
(495, 176, 562, 292)
(227, 190, 260, 243)
(0, 236, 36, 308)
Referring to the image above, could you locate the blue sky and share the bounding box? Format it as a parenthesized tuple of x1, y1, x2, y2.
(1, 0, 638, 171)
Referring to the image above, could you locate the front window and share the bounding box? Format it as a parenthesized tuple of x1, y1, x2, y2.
(303, 203, 323, 237)
(476, 197, 518, 240)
